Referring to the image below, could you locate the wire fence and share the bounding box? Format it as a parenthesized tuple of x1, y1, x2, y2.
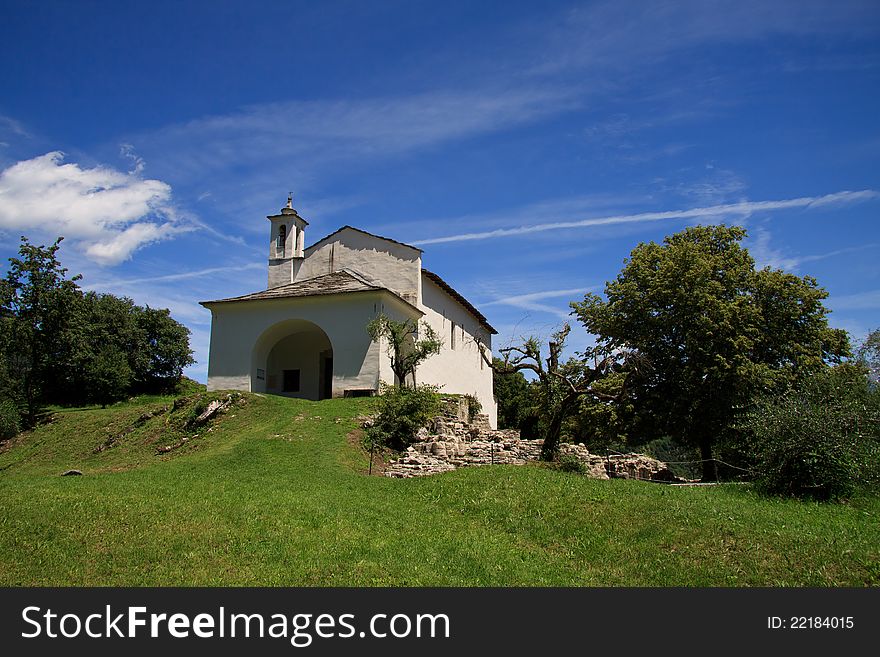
(603, 448, 753, 484)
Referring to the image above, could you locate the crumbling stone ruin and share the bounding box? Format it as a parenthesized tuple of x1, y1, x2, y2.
(383, 397, 683, 482)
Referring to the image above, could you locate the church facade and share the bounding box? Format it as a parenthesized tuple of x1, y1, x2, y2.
(201, 198, 498, 427)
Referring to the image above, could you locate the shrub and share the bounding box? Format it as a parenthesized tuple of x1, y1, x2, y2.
(554, 453, 587, 474)
(743, 365, 880, 500)
(642, 437, 702, 481)
(0, 398, 21, 440)
(463, 394, 482, 421)
(365, 383, 441, 451)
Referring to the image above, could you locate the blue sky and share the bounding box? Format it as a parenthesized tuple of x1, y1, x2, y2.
(1, 0, 879, 381)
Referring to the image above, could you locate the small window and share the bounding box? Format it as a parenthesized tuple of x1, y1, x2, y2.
(344, 389, 377, 398)
(256, 368, 265, 381)
(283, 369, 300, 392)
(450, 322, 456, 350)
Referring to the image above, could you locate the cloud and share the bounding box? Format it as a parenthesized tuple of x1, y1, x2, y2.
(830, 289, 880, 311)
(131, 86, 581, 186)
(411, 189, 880, 245)
(82, 262, 264, 290)
(119, 143, 145, 174)
(482, 287, 596, 319)
(749, 226, 880, 270)
(0, 151, 187, 265)
(0, 114, 29, 139)
(747, 227, 801, 270)
(530, 0, 880, 77)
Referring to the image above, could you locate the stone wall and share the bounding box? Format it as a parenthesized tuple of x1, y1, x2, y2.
(382, 407, 683, 482)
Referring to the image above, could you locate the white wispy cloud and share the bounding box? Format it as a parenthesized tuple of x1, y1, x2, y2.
(749, 226, 880, 270)
(0, 114, 29, 139)
(412, 190, 880, 245)
(81, 262, 264, 290)
(133, 86, 581, 184)
(830, 289, 880, 311)
(0, 151, 187, 265)
(482, 287, 597, 319)
(530, 0, 880, 77)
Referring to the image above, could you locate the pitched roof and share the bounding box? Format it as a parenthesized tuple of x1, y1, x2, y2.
(200, 270, 421, 314)
(304, 225, 423, 254)
(422, 269, 498, 335)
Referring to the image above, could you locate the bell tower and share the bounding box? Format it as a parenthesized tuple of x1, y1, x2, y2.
(267, 194, 308, 288)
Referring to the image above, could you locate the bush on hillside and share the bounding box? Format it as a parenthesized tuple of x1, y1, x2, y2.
(553, 453, 587, 475)
(743, 365, 880, 500)
(365, 383, 441, 451)
(463, 394, 481, 422)
(0, 398, 20, 440)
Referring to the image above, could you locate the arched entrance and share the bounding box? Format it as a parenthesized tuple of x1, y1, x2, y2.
(251, 319, 334, 400)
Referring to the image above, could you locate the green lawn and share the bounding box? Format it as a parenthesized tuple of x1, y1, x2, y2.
(0, 391, 877, 586)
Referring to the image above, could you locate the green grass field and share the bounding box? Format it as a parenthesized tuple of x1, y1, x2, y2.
(0, 390, 877, 586)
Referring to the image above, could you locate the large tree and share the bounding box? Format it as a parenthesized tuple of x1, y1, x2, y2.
(0, 237, 82, 425)
(572, 225, 849, 481)
(1, 237, 195, 425)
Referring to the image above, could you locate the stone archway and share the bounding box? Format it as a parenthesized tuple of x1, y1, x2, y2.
(251, 319, 333, 400)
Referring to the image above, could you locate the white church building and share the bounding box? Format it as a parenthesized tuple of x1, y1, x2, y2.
(201, 197, 498, 427)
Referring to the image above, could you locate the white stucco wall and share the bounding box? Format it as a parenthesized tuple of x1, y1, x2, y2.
(296, 229, 421, 301)
(207, 221, 496, 425)
(205, 292, 409, 397)
(415, 274, 497, 428)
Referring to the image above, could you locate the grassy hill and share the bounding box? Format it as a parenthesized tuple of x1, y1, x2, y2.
(0, 390, 877, 586)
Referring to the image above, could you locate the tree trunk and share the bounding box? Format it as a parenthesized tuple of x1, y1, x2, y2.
(540, 396, 574, 461)
(699, 437, 717, 482)
(540, 412, 563, 461)
(392, 364, 406, 389)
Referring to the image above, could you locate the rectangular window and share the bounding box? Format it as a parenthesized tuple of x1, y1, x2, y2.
(256, 368, 265, 381)
(450, 322, 456, 350)
(283, 369, 301, 392)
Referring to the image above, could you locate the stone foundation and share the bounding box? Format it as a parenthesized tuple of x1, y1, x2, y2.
(381, 407, 682, 481)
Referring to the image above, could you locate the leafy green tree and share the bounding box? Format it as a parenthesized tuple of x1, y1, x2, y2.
(572, 225, 849, 481)
(567, 375, 634, 453)
(131, 306, 194, 392)
(492, 357, 533, 430)
(55, 292, 138, 404)
(0, 237, 82, 426)
(367, 314, 441, 388)
(1, 237, 195, 420)
(82, 345, 133, 408)
(69, 293, 193, 396)
(857, 328, 880, 381)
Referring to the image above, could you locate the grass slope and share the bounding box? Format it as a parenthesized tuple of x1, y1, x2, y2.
(0, 391, 877, 586)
